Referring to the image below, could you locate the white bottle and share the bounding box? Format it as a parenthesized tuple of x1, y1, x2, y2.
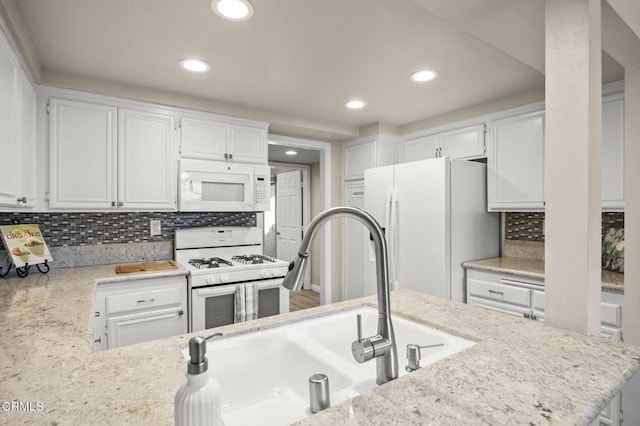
(175, 335, 223, 426)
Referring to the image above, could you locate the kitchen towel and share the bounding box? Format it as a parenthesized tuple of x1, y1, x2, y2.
(244, 283, 259, 321)
(234, 285, 245, 323)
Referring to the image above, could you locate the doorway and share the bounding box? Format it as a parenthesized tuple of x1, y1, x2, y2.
(267, 134, 332, 308)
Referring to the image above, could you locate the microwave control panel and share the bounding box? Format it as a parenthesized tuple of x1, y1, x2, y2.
(255, 175, 269, 211)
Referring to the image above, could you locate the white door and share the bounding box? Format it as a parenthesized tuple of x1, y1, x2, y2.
(343, 181, 367, 300)
(107, 309, 185, 349)
(437, 124, 485, 159)
(180, 115, 228, 160)
(0, 33, 19, 206)
(49, 98, 118, 209)
(394, 158, 449, 298)
(227, 124, 267, 164)
(18, 71, 36, 207)
(276, 170, 303, 275)
(118, 108, 176, 210)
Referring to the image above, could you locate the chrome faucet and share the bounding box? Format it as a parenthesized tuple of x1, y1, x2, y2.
(282, 206, 398, 385)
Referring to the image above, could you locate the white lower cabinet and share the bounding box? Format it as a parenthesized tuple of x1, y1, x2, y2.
(93, 275, 187, 351)
(466, 269, 624, 425)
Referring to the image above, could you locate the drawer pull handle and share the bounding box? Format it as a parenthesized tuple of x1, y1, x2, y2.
(488, 290, 504, 296)
(136, 298, 155, 304)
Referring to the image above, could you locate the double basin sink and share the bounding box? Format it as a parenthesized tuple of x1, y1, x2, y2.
(180, 305, 475, 425)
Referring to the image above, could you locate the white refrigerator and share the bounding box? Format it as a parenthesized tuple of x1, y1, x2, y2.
(363, 157, 499, 302)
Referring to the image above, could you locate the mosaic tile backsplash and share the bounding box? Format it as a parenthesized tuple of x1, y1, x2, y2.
(505, 212, 625, 242)
(0, 212, 256, 247)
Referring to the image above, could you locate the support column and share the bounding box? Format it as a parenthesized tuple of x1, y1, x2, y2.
(623, 64, 640, 344)
(544, 0, 602, 335)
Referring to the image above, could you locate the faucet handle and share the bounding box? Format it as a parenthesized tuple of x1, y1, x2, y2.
(352, 314, 375, 363)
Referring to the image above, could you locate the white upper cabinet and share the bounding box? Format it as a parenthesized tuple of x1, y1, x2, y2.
(401, 136, 436, 163)
(601, 92, 624, 210)
(180, 114, 268, 164)
(437, 124, 486, 159)
(18, 71, 37, 207)
(488, 109, 545, 211)
(401, 123, 485, 163)
(49, 98, 118, 209)
(0, 31, 19, 206)
(344, 141, 376, 181)
(488, 92, 625, 212)
(49, 98, 177, 210)
(117, 108, 177, 210)
(343, 133, 399, 181)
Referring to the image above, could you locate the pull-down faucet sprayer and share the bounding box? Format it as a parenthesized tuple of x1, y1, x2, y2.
(282, 206, 398, 385)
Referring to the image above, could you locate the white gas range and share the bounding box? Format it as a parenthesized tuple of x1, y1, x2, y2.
(174, 226, 290, 332)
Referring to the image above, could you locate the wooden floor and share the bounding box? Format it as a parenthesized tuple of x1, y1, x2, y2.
(289, 289, 320, 312)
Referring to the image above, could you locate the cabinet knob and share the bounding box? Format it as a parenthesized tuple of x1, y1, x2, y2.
(16, 196, 27, 204)
(111, 201, 116, 207)
(118, 201, 124, 207)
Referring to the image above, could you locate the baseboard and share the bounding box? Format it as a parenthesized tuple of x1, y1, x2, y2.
(311, 283, 320, 293)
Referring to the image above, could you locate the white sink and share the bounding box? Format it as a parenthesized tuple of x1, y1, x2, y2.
(180, 305, 475, 426)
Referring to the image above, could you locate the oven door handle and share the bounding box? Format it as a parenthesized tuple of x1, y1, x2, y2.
(195, 285, 240, 297)
(254, 278, 285, 290)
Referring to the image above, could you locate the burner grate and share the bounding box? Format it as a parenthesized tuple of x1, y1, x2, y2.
(231, 254, 276, 264)
(188, 257, 234, 269)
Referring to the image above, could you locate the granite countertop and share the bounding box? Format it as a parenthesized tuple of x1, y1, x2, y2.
(463, 257, 625, 292)
(1, 265, 639, 425)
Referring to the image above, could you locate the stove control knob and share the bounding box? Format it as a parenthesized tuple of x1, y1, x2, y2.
(261, 270, 269, 279)
(206, 276, 217, 285)
(221, 275, 229, 283)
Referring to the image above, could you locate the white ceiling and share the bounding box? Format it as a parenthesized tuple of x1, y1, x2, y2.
(268, 144, 320, 165)
(1, 0, 635, 141)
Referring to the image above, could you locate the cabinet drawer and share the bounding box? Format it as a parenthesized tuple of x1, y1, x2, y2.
(467, 296, 531, 317)
(106, 286, 183, 315)
(601, 302, 622, 327)
(468, 279, 531, 307)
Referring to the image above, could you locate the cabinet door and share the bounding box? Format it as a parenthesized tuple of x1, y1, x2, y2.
(180, 116, 228, 160)
(531, 289, 545, 322)
(0, 32, 19, 206)
(118, 108, 177, 210)
(437, 124, 486, 159)
(601, 94, 624, 210)
(344, 142, 376, 181)
(107, 308, 186, 349)
(488, 110, 545, 211)
(402, 136, 436, 163)
(227, 124, 267, 164)
(18, 71, 36, 207)
(49, 98, 117, 209)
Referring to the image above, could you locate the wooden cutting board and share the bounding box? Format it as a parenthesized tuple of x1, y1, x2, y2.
(115, 260, 178, 274)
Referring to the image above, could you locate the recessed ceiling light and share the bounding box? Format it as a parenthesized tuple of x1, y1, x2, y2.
(345, 100, 366, 109)
(212, 0, 254, 21)
(285, 150, 298, 156)
(409, 69, 438, 83)
(179, 59, 211, 73)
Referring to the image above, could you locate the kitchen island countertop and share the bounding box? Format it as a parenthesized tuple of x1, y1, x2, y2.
(0, 265, 638, 425)
(463, 256, 624, 292)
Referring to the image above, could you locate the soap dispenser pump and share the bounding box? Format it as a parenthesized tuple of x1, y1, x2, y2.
(175, 333, 223, 426)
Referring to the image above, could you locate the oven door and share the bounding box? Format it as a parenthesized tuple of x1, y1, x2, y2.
(256, 279, 289, 318)
(191, 284, 241, 332)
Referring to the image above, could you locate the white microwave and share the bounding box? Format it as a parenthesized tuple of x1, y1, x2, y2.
(179, 159, 270, 212)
